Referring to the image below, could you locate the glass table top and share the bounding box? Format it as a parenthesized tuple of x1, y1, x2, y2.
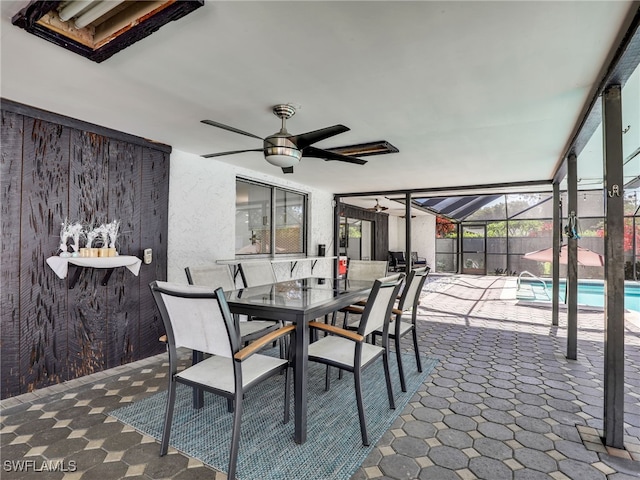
(225, 277, 373, 310)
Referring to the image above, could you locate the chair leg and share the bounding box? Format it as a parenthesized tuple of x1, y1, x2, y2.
(342, 311, 349, 329)
(383, 350, 396, 410)
(325, 365, 331, 391)
(395, 335, 407, 393)
(337, 316, 346, 381)
(160, 379, 177, 456)
(192, 351, 204, 409)
(284, 365, 291, 424)
(228, 393, 244, 480)
(354, 367, 369, 446)
(284, 338, 294, 424)
(412, 327, 422, 373)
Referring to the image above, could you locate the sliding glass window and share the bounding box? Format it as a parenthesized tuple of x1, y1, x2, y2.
(235, 179, 307, 256)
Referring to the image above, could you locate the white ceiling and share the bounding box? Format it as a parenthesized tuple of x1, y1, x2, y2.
(1, 1, 635, 197)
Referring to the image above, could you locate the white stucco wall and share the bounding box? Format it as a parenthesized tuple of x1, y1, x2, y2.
(388, 215, 401, 251)
(391, 213, 437, 269)
(167, 149, 335, 283)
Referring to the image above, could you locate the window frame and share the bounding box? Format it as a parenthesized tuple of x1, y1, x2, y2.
(235, 178, 308, 257)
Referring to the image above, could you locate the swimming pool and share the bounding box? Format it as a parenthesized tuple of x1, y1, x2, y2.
(519, 278, 640, 312)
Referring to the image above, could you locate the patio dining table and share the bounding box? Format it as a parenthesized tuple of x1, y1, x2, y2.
(225, 276, 374, 444)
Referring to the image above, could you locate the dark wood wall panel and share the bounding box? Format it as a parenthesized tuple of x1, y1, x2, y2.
(1, 111, 24, 398)
(0, 100, 170, 399)
(106, 141, 141, 368)
(138, 148, 169, 358)
(19, 118, 71, 392)
(340, 204, 389, 261)
(67, 129, 110, 378)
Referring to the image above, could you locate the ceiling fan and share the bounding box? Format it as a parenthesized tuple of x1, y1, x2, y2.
(200, 104, 368, 174)
(367, 199, 389, 213)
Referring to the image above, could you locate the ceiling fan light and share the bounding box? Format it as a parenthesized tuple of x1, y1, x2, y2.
(265, 146, 302, 167)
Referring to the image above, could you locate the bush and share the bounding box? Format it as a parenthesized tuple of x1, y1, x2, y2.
(624, 261, 639, 280)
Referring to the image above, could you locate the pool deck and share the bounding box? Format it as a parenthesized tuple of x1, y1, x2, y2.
(503, 277, 640, 330)
(1, 275, 639, 479)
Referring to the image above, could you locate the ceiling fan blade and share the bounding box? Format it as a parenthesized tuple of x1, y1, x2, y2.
(303, 146, 368, 165)
(201, 148, 264, 159)
(201, 120, 264, 141)
(281, 166, 294, 174)
(290, 125, 350, 150)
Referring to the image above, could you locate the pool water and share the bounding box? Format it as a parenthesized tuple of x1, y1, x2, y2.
(521, 279, 640, 312)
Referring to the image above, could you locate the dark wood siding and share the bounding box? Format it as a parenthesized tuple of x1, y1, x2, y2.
(138, 148, 169, 359)
(1, 110, 24, 398)
(106, 140, 142, 369)
(339, 204, 389, 261)
(20, 118, 70, 392)
(1, 100, 169, 399)
(67, 129, 110, 378)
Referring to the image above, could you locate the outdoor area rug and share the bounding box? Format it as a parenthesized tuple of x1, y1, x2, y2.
(110, 352, 438, 480)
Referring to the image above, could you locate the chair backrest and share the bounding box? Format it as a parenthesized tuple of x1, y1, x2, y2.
(238, 261, 277, 287)
(347, 260, 388, 281)
(185, 264, 236, 291)
(359, 273, 404, 337)
(390, 251, 406, 262)
(397, 266, 430, 313)
(149, 281, 238, 358)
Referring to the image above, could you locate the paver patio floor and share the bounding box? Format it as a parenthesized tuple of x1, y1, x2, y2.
(2, 275, 639, 479)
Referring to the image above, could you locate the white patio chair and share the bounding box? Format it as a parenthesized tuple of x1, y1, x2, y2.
(238, 261, 278, 287)
(185, 264, 280, 343)
(372, 266, 430, 392)
(149, 281, 294, 480)
(347, 259, 389, 281)
(333, 259, 390, 327)
(307, 273, 404, 446)
(237, 261, 287, 357)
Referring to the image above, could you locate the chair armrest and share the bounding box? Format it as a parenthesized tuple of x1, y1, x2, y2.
(391, 308, 403, 316)
(340, 305, 365, 314)
(234, 325, 295, 361)
(351, 297, 399, 309)
(309, 321, 364, 342)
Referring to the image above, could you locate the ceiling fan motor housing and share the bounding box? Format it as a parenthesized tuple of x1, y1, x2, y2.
(264, 135, 302, 167)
